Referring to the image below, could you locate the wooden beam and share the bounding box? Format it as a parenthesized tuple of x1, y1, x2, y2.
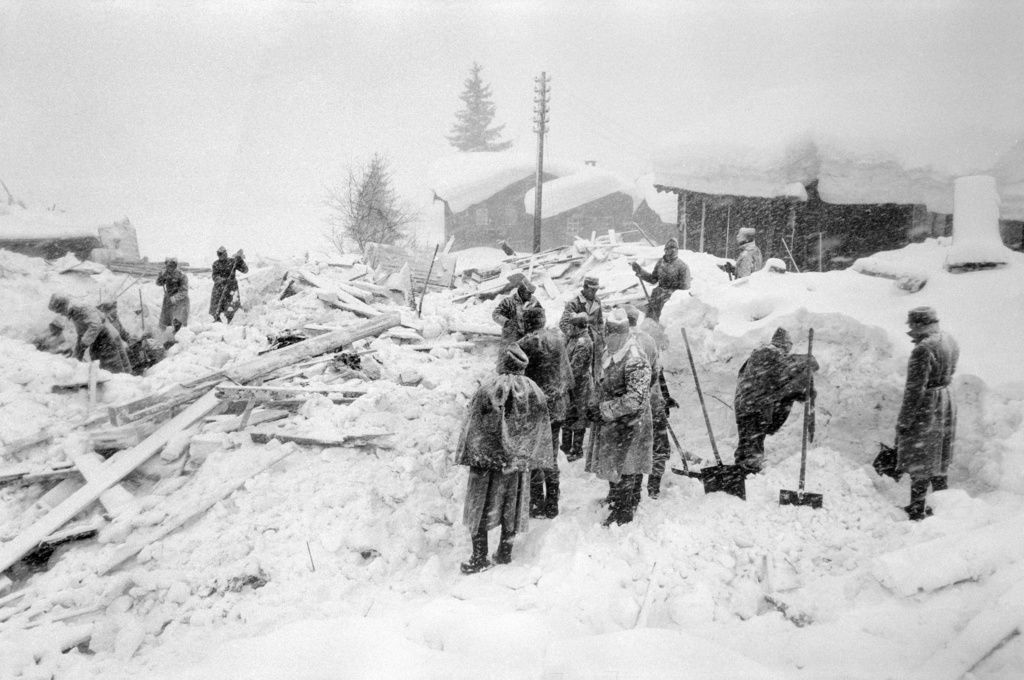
(249, 430, 389, 448)
(0, 390, 221, 575)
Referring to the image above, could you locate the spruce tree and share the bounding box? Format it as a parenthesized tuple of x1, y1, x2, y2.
(447, 62, 513, 152)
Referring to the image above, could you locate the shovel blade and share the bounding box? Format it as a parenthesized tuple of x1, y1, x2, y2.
(700, 465, 746, 500)
(779, 489, 823, 509)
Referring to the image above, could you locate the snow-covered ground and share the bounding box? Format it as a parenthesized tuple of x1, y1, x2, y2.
(1, 239, 1023, 680)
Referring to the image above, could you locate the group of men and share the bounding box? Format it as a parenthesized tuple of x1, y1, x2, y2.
(36, 246, 248, 374)
(456, 235, 960, 573)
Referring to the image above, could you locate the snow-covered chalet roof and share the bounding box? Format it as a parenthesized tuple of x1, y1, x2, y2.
(430, 151, 584, 214)
(0, 204, 100, 242)
(651, 85, 1024, 218)
(524, 166, 640, 218)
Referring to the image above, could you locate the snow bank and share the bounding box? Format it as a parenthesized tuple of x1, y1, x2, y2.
(0, 205, 100, 242)
(945, 175, 1014, 269)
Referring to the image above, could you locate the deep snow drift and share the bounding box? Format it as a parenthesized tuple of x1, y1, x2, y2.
(1, 239, 1023, 680)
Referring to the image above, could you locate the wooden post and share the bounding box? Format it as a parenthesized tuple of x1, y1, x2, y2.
(818, 232, 823, 271)
(698, 199, 706, 253)
(532, 72, 550, 253)
(725, 205, 731, 259)
(679, 192, 688, 250)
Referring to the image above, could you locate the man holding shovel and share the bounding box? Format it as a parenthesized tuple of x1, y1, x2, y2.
(209, 246, 248, 323)
(156, 257, 190, 338)
(733, 328, 818, 475)
(630, 238, 690, 322)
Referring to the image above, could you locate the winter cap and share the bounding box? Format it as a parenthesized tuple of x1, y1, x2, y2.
(605, 307, 630, 334)
(48, 294, 70, 314)
(623, 304, 642, 327)
(523, 306, 546, 331)
(165, 256, 178, 266)
(737, 227, 756, 243)
(217, 246, 228, 255)
(517, 280, 537, 295)
(583, 276, 600, 288)
(498, 345, 529, 374)
(665, 237, 679, 248)
(771, 327, 792, 349)
(907, 306, 938, 326)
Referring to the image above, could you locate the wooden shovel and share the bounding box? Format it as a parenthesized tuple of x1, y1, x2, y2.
(779, 328, 823, 509)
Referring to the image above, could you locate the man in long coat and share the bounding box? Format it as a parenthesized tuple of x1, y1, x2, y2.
(561, 311, 594, 462)
(559, 275, 604, 367)
(48, 294, 131, 374)
(492, 280, 539, 346)
(896, 306, 959, 521)
(455, 346, 553, 574)
(518, 307, 573, 519)
(624, 305, 676, 498)
(156, 257, 189, 335)
(585, 308, 653, 526)
(630, 238, 691, 322)
(734, 228, 764, 279)
(209, 246, 249, 323)
(733, 328, 818, 475)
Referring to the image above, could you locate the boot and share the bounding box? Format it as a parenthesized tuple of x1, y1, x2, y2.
(561, 428, 573, 458)
(904, 478, 933, 521)
(931, 476, 948, 492)
(647, 474, 662, 499)
(566, 430, 585, 462)
(493, 528, 515, 564)
(460, 526, 491, 574)
(544, 473, 560, 519)
(529, 470, 546, 518)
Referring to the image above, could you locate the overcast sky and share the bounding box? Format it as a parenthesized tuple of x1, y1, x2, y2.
(1, 0, 1022, 262)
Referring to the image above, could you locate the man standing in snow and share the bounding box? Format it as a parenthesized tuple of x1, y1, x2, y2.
(732, 328, 818, 475)
(455, 346, 553, 574)
(896, 307, 959, 521)
(561, 311, 594, 462)
(47, 294, 131, 374)
(209, 246, 249, 323)
(734, 228, 763, 279)
(630, 238, 691, 322)
(624, 305, 676, 499)
(585, 308, 653, 526)
(518, 307, 573, 519)
(559, 275, 604, 366)
(492, 280, 539, 346)
(156, 257, 190, 337)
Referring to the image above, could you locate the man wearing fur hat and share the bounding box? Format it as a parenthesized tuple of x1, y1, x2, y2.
(586, 308, 653, 525)
(47, 294, 131, 373)
(559, 275, 604, 364)
(156, 257, 190, 335)
(896, 307, 959, 521)
(734, 228, 763, 279)
(733, 327, 818, 475)
(492, 279, 539, 346)
(630, 238, 691, 322)
(455, 345, 553, 573)
(518, 306, 573, 518)
(210, 246, 248, 323)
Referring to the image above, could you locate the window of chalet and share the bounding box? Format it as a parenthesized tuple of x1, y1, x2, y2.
(475, 207, 489, 229)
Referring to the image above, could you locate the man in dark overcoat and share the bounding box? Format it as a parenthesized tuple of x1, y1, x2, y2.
(210, 246, 249, 323)
(630, 238, 691, 322)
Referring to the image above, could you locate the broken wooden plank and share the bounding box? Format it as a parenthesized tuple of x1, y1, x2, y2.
(249, 430, 390, 448)
(317, 291, 377, 318)
(203, 409, 288, 433)
(0, 462, 77, 488)
(41, 516, 105, 547)
(448, 321, 502, 337)
(98, 446, 295, 575)
(215, 384, 368, 403)
(335, 280, 373, 304)
(0, 390, 221, 575)
(0, 431, 56, 457)
(408, 341, 476, 352)
(72, 453, 134, 517)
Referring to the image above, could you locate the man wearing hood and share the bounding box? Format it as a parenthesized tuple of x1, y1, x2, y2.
(47, 294, 131, 373)
(733, 327, 818, 475)
(896, 307, 959, 521)
(156, 257, 190, 335)
(630, 238, 691, 322)
(492, 280, 539, 346)
(210, 246, 249, 323)
(585, 308, 653, 526)
(734, 228, 763, 279)
(518, 306, 573, 519)
(455, 346, 553, 574)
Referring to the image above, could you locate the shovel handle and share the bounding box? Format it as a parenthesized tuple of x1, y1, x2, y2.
(681, 328, 722, 465)
(665, 421, 689, 473)
(798, 329, 814, 491)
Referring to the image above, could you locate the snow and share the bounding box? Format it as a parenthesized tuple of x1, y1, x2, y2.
(946, 175, 1014, 268)
(636, 173, 678, 224)
(523, 167, 639, 218)
(0, 205, 100, 243)
(429, 151, 585, 214)
(3, 235, 1024, 680)
(651, 87, 1024, 217)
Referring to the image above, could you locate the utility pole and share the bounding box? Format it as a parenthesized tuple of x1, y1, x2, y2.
(532, 72, 550, 253)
